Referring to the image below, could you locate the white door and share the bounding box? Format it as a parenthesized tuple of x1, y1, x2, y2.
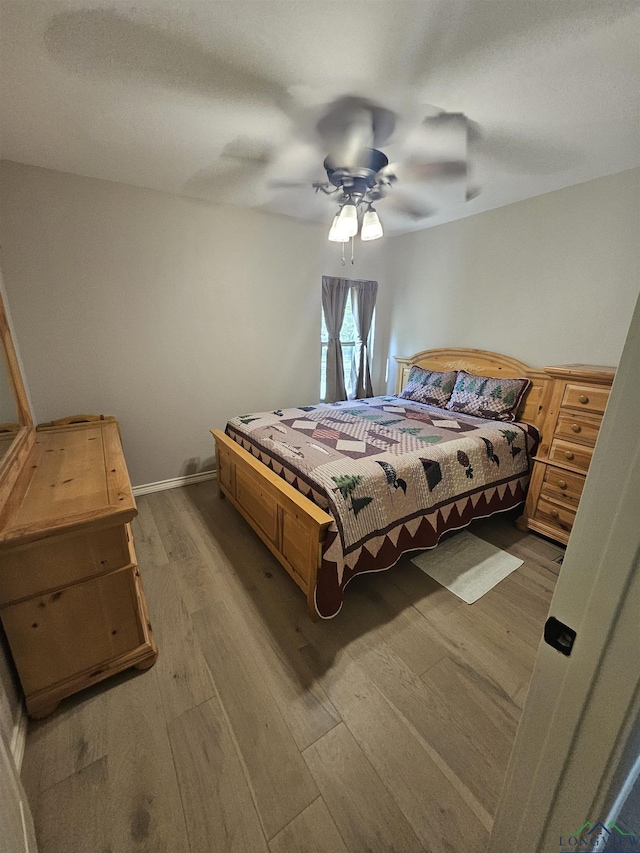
(490, 292, 640, 853)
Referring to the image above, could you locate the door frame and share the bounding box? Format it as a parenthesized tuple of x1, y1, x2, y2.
(490, 294, 640, 852)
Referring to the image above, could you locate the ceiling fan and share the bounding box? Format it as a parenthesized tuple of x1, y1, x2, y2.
(293, 95, 471, 245)
(42, 7, 582, 239)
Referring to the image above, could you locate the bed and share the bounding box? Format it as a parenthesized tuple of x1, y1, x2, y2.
(211, 348, 550, 618)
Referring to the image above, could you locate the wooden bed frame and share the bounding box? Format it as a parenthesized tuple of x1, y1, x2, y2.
(211, 348, 551, 618)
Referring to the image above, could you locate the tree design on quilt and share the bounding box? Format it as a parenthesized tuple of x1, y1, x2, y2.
(331, 474, 373, 518)
(500, 428, 522, 458)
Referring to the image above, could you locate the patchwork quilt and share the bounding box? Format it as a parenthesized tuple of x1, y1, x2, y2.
(226, 396, 539, 617)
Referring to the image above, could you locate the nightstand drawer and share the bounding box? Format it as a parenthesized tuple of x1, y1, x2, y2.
(542, 466, 585, 508)
(562, 383, 609, 415)
(534, 496, 576, 535)
(555, 412, 602, 446)
(549, 438, 594, 473)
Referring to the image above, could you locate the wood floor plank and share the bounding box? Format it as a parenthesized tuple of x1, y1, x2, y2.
(206, 578, 341, 752)
(32, 757, 108, 853)
(339, 637, 504, 817)
(303, 723, 425, 853)
(269, 797, 349, 853)
(102, 669, 190, 853)
(148, 490, 199, 561)
(179, 509, 341, 750)
(472, 584, 547, 650)
(168, 697, 268, 853)
(420, 656, 517, 770)
(387, 557, 464, 619)
(417, 602, 536, 714)
(142, 562, 216, 723)
(180, 497, 311, 650)
(193, 601, 319, 839)
(21, 689, 107, 797)
(170, 553, 226, 614)
(344, 572, 447, 676)
(132, 495, 168, 568)
(307, 647, 489, 852)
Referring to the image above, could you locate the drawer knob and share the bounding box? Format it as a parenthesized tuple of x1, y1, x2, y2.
(570, 423, 581, 433)
(557, 479, 567, 489)
(578, 395, 589, 404)
(564, 451, 574, 460)
(550, 509, 559, 519)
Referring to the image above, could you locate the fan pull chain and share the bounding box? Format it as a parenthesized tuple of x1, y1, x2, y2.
(341, 242, 346, 266)
(351, 236, 355, 264)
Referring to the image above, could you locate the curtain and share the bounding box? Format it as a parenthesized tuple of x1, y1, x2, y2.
(321, 276, 350, 402)
(349, 279, 378, 399)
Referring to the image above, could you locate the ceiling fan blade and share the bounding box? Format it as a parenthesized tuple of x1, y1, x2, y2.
(404, 112, 468, 166)
(388, 110, 469, 205)
(219, 137, 274, 165)
(267, 179, 315, 190)
(383, 159, 466, 183)
(385, 190, 437, 220)
(315, 95, 396, 171)
(183, 162, 266, 201)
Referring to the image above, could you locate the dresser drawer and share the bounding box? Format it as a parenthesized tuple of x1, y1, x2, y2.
(555, 412, 602, 447)
(549, 438, 594, 474)
(0, 525, 132, 605)
(2, 565, 146, 695)
(534, 496, 576, 536)
(562, 383, 610, 415)
(542, 466, 585, 508)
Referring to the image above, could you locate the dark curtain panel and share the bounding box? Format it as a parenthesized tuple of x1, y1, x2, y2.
(321, 276, 349, 402)
(350, 279, 378, 399)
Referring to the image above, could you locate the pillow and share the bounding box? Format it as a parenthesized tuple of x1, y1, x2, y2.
(445, 371, 530, 422)
(398, 366, 458, 407)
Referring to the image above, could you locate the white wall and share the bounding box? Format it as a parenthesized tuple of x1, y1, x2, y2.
(3, 161, 635, 485)
(385, 168, 640, 387)
(0, 161, 389, 485)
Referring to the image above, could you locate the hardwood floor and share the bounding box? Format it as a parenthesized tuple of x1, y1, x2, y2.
(20, 482, 562, 852)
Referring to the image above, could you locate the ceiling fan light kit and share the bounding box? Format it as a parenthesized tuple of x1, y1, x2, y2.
(361, 207, 383, 241)
(312, 96, 471, 261)
(328, 213, 349, 242)
(335, 202, 359, 237)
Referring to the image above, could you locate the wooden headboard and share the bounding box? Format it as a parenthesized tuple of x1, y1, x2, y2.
(394, 347, 551, 433)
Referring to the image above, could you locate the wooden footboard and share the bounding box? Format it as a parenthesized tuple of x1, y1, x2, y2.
(211, 430, 333, 619)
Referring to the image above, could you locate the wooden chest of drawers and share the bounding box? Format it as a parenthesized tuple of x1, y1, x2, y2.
(0, 417, 157, 718)
(517, 365, 615, 545)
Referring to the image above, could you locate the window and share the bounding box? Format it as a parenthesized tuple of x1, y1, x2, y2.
(320, 291, 375, 401)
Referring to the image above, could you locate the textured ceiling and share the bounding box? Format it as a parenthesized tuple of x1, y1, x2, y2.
(1, 0, 639, 233)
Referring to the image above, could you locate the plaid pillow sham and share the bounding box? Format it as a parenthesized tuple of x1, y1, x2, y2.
(398, 366, 458, 408)
(445, 370, 530, 422)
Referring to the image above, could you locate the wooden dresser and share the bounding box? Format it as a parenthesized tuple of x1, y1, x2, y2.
(517, 364, 615, 545)
(0, 416, 157, 718)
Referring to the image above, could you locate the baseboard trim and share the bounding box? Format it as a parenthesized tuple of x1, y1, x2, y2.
(10, 704, 28, 771)
(132, 470, 217, 497)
